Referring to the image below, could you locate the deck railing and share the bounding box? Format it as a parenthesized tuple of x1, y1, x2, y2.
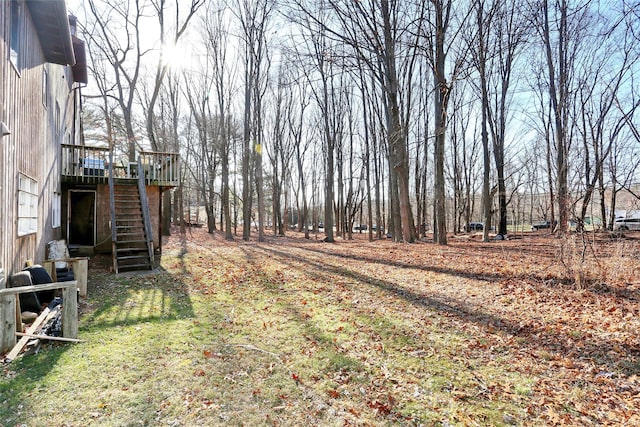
(61, 145, 179, 187)
(61, 144, 110, 178)
(139, 151, 180, 186)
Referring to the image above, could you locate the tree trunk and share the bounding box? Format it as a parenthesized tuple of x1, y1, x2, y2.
(432, 0, 449, 245)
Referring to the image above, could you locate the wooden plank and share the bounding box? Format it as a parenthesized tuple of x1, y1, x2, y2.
(62, 285, 78, 339)
(5, 307, 52, 362)
(15, 332, 82, 343)
(0, 280, 77, 296)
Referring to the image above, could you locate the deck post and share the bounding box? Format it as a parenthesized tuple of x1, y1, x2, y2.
(62, 284, 78, 339)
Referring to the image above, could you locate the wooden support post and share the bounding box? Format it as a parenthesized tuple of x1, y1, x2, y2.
(72, 258, 88, 298)
(42, 262, 55, 281)
(15, 295, 22, 335)
(62, 284, 78, 339)
(0, 294, 16, 352)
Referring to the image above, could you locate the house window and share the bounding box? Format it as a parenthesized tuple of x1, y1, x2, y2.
(18, 173, 38, 236)
(52, 193, 61, 228)
(10, 0, 22, 70)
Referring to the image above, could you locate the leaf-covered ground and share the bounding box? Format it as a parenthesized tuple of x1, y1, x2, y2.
(1, 228, 639, 426)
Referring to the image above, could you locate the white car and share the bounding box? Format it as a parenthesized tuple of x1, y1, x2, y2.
(613, 218, 640, 231)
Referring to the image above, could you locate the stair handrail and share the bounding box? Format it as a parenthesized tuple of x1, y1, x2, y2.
(108, 151, 118, 273)
(137, 157, 155, 266)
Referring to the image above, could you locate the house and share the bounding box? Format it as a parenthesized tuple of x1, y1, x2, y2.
(61, 147, 179, 273)
(0, 0, 84, 284)
(0, 0, 177, 282)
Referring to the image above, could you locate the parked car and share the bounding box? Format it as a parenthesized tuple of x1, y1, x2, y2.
(467, 222, 484, 231)
(531, 220, 555, 231)
(614, 217, 640, 231)
(353, 224, 368, 231)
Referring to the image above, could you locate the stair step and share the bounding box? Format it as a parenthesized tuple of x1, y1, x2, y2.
(117, 264, 152, 271)
(115, 245, 148, 251)
(110, 180, 152, 273)
(116, 242, 146, 246)
(116, 254, 150, 260)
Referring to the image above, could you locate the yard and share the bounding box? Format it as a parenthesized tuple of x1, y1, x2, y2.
(1, 228, 639, 426)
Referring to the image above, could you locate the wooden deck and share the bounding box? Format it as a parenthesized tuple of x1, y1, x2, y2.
(61, 145, 179, 187)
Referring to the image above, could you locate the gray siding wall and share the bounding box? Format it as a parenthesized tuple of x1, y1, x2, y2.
(0, 1, 77, 284)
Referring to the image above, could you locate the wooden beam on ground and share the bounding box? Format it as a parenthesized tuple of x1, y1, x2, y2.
(4, 307, 53, 362)
(15, 332, 83, 343)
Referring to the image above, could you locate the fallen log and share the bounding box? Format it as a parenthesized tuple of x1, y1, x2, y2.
(15, 332, 82, 343)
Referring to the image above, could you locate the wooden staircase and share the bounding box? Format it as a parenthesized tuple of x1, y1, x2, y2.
(108, 155, 154, 273)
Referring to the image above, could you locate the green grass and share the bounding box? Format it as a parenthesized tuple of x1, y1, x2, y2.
(0, 243, 537, 426)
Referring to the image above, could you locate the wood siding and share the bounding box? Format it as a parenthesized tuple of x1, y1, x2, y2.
(0, 1, 79, 284)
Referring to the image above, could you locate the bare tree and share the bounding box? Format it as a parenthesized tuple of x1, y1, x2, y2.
(286, 6, 345, 243)
(145, 0, 205, 151)
(289, 0, 420, 242)
(421, 1, 470, 244)
(574, 8, 639, 230)
(471, 0, 528, 239)
(183, 68, 219, 234)
(534, 0, 585, 234)
(85, 0, 150, 162)
(234, 0, 274, 242)
(204, 6, 238, 241)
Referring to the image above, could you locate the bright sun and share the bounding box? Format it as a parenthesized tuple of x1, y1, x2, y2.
(160, 42, 192, 71)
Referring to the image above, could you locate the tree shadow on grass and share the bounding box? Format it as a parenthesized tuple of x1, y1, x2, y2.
(81, 264, 195, 331)
(229, 247, 414, 420)
(303, 244, 554, 284)
(0, 257, 197, 426)
(257, 245, 640, 377)
(300, 244, 640, 302)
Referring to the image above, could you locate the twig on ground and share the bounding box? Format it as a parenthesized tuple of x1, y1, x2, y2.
(225, 343, 281, 359)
